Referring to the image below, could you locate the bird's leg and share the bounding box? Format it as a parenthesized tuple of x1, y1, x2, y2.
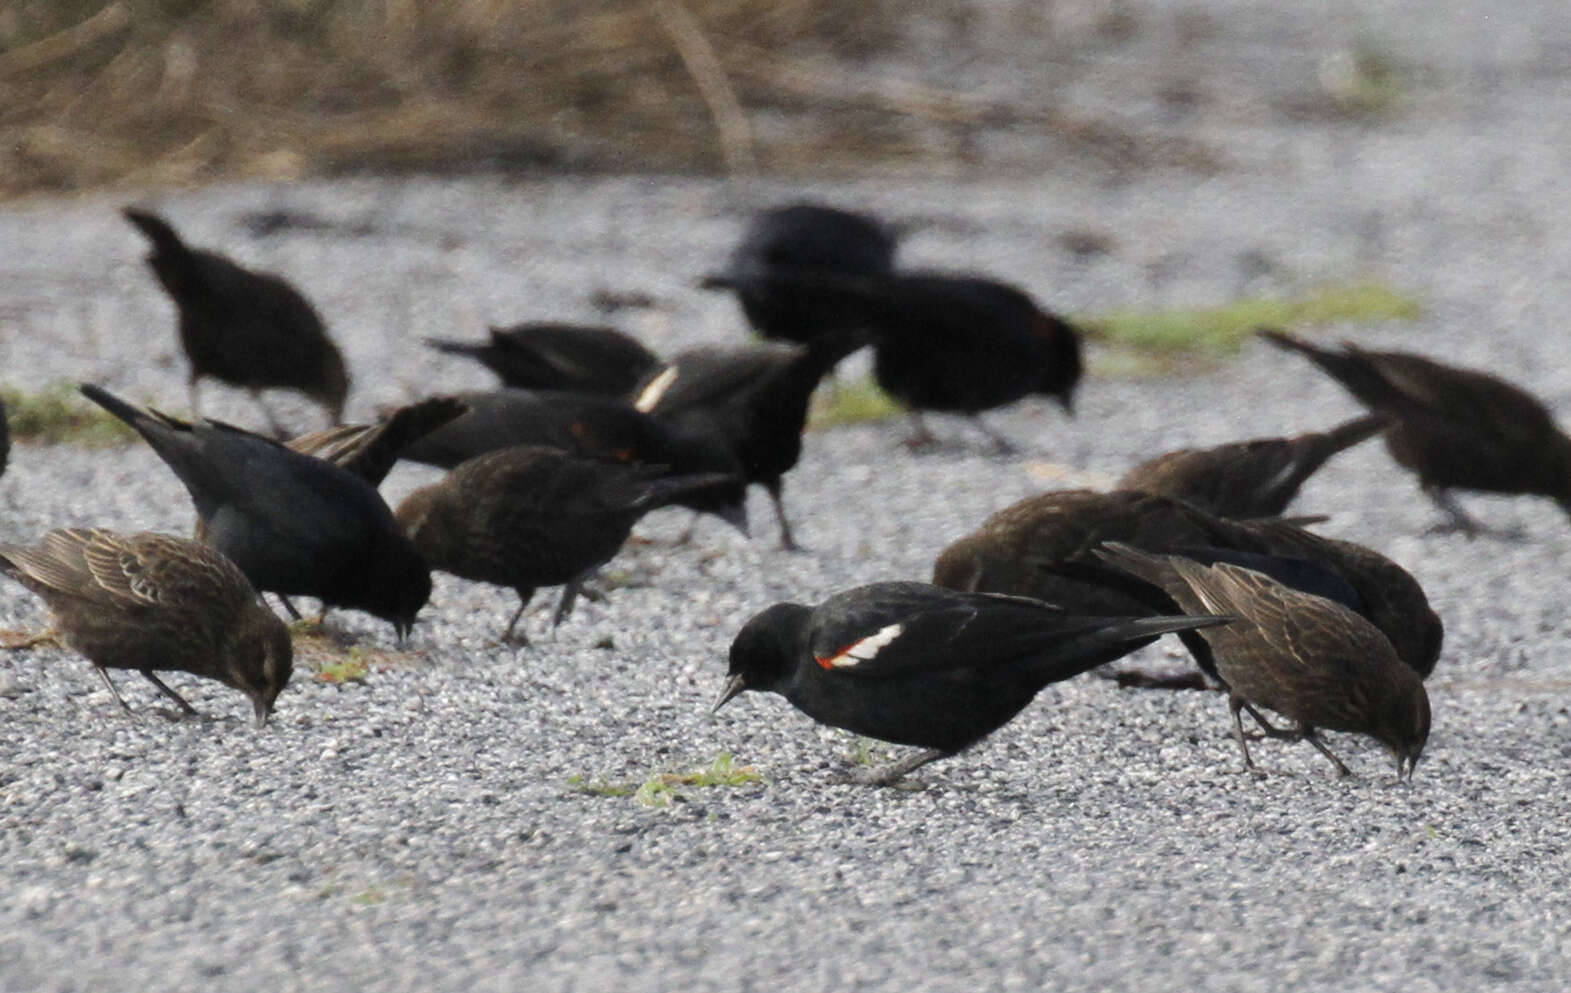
(187, 377, 203, 420)
(1241, 702, 1304, 740)
(503, 588, 535, 645)
(95, 666, 134, 715)
(902, 411, 939, 451)
(767, 481, 799, 552)
(1424, 487, 1484, 537)
(1229, 694, 1266, 778)
(139, 670, 200, 716)
(553, 574, 594, 630)
(275, 595, 303, 621)
(970, 414, 1017, 455)
(248, 389, 290, 440)
(1300, 726, 1353, 777)
(851, 747, 951, 787)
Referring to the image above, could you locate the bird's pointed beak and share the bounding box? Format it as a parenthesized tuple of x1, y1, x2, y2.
(394, 618, 413, 647)
(711, 674, 747, 714)
(252, 693, 270, 729)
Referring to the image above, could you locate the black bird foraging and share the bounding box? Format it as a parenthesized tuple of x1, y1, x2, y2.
(1116, 413, 1390, 518)
(0, 528, 292, 727)
(424, 322, 660, 395)
(80, 384, 430, 639)
(633, 331, 867, 549)
(394, 446, 739, 643)
(1259, 328, 1571, 534)
(122, 206, 348, 434)
(713, 581, 1230, 786)
(702, 202, 898, 345)
(1096, 543, 1430, 780)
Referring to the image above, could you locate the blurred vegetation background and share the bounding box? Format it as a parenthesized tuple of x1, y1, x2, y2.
(2, 0, 1319, 198)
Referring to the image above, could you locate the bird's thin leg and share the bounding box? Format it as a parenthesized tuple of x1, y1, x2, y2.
(187, 377, 203, 420)
(275, 595, 303, 621)
(766, 482, 799, 552)
(139, 670, 200, 715)
(969, 414, 1017, 455)
(1300, 727, 1353, 777)
(1241, 702, 1304, 740)
(852, 747, 951, 787)
(1424, 487, 1483, 537)
(1229, 694, 1265, 777)
(95, 666, 134, 715)
(248, 389, 290, 440)
(553, 574, 593, 628)
(503, 588, 535, 645)
(902, 411, 938, 450)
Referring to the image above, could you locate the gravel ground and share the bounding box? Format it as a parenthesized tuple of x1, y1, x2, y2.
(7, 11, 1571, 990)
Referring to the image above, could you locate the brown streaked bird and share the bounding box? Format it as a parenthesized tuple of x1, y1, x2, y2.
(1115, 413, 1390, 518)
(1260, 328, 1571, 535)
(931, 489, 1442, 684)
(0, 529, 292, 727)
(1095, 542, 1430, 780)
(122, 206, 349, 434)
(395, 446, 737, 643)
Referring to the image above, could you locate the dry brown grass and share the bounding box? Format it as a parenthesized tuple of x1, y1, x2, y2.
(0, 0, 959, 197)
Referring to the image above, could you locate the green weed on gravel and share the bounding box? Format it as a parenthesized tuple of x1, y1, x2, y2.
(569, 752, 763, 806)
(1, 383, 136, 446)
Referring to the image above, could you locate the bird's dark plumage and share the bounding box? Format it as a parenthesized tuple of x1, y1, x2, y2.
(1096, 543, 1430, 779)
(122, 207, 348, 431)
(0, 528, 292, 726)
(633, 330, 867, 549)
(394, 446, 737, 642)
(1259, 328, 1571, 533)
(424, 322, 660, 395)
(702, 203, 897, 344)
(287, 395, 469, 486)
(394, 389, 747, 533)
(1116, 413, 1390, 518)
(80, 384, 430, 637)
(858, 273, 1083, 449)
(932, 489, 1442, 682)
(714, 580, 1230, 785)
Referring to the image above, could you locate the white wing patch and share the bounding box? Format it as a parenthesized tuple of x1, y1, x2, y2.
(632, 366, 678, 412)
(815, 623, 904, 669)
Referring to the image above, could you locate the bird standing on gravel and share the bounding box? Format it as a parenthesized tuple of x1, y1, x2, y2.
(80, 384, 430, 640)
(713, 581, 1230, 786)
(860, 273, 1083, 451)
(1115, 413, 1390, 518)
(1259, 328, 1571, 535)
(1096, 543, 1430, 780)
(122, 206, 349, 434)
(394, 445, 738, 643)
(424, 322, 660, 395)
(633, 330, 867, 549)
(0, 528, 292, 727)
(701, 202, 898, 345)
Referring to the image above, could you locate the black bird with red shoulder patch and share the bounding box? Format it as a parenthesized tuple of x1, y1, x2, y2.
(1259, 328, 1571, 534)
(424, 322, 660, 395)
(122, 206, 348, 434)
(713, 581, 1229, 786)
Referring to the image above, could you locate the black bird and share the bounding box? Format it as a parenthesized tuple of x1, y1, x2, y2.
(932, 488, 1443, 683)
(394, 446, 737, 642)
(713, 581, 1230, 785)
(424, 322, 660, 395)
(1260, 328, 1571, 534)
(860, 273, 1083, 450)
(0, 528, 292, 726)
(1116, 413, 1390, 518)
(701, 202, 897, 345)
(286, 395, 469, 486)
(122, 207, 349, 433)
(633, 330, 867, 549)
(1096, 543, 1430, 780)
(80, 384, 430, 638)
(393, 389, 747, 535)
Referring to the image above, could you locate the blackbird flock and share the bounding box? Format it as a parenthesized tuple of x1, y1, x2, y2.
(4, 200, 1569, 785)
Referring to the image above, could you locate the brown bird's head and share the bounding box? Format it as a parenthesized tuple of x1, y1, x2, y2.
(1373, 679, 1431, 782)
(931, 535, 993, 592)
(225, 604, 295, 728)
(394, 484, 452, 567)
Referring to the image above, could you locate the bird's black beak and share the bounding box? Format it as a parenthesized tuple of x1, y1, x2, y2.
(394, 618, 413, 647)
(711, 674, 747, 714)
(251, 693, 270, 729)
